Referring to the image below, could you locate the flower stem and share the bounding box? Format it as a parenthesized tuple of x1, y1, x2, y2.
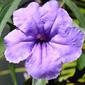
(32, 79, 36, 85)
(32, 79, 46, 85)
(9, 63, 18, 85)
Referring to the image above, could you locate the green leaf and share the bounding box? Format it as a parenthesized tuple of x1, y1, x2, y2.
(0, 67, 25, 76)
(9, 63, 18, 85)
(59, 62, 76, 81)
(0, 0, 22, 36)
(77, 53, 85, 70)
(0, 37, 5, 59)
(64, 0, 85, 28)
(32, 79, 47, 85)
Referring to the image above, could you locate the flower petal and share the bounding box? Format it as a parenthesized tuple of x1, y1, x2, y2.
(50, 27, 84, 63)
(4, 42, 34, 63)
(13, 2, 40, 34)
(25, 43, 62, 80)
(40, 0, 59, 34)
(13, 2, 39, 28)
(4, 29, 35, 47)
(40, 0, 59, 17)
(49, 42, 82, 63)
(50, 8, 72, 37)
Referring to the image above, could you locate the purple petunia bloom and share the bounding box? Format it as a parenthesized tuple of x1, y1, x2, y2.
(4, 0, 84, 80)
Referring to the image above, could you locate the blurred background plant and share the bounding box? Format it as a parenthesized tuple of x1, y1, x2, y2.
(0, 0, 85, 85)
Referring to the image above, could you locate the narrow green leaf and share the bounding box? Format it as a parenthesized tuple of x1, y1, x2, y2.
(0, 67, 25, 76)
(59, 62, 76, 81)
(0, 0, 12, 22)
(64, 0, 85, 28)
(32, 79, 47, 85)
(0, 0, 22, 36)
(0, 37, 5, 59)
(77, 53, 85, 70)
(9, 63, 18, 85)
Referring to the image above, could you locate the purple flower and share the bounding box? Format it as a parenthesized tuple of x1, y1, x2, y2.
(4, 0, 84, 80)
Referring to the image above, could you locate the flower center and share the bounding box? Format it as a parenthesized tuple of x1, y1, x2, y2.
(36, 34, 46, 43)
(35, 33, 51, 44)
